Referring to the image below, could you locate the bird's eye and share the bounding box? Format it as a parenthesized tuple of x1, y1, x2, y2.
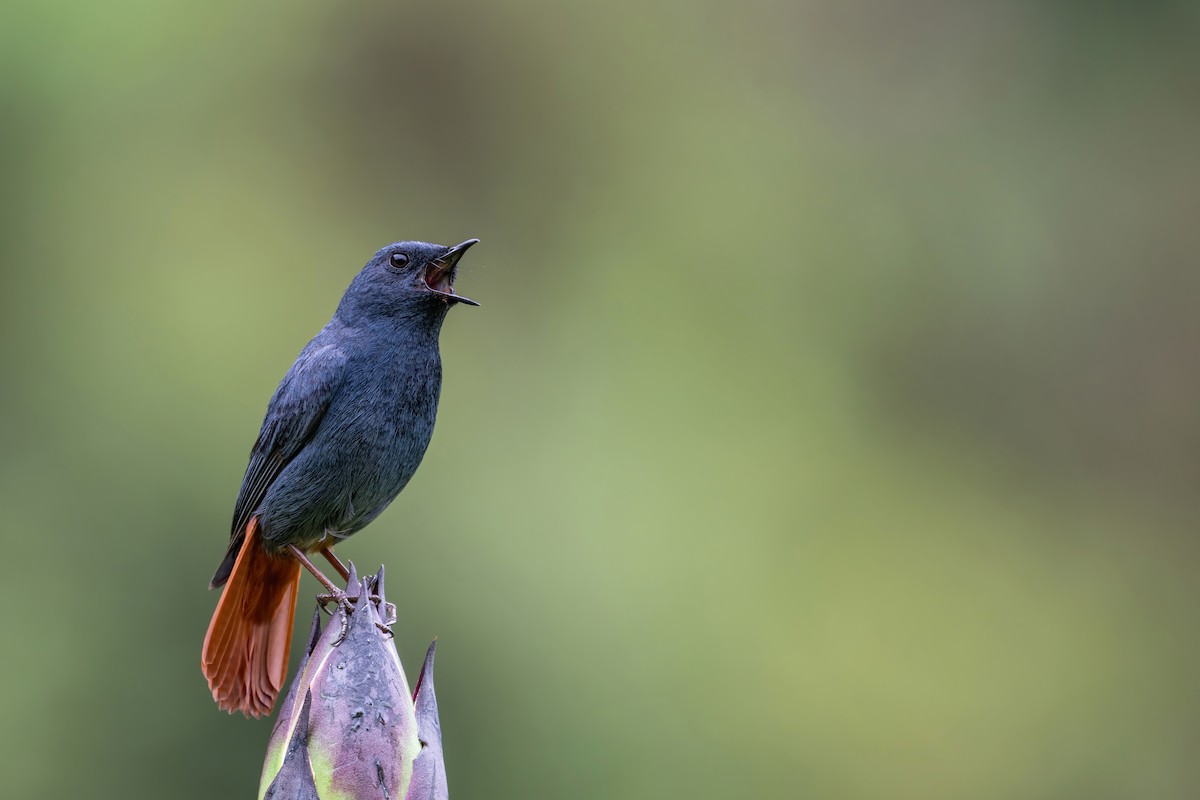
(389, 253, 410, 268)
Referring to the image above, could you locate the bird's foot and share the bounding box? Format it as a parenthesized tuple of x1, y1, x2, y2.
(316, 591, 354, 644)
(376, 600, 396, 637)
(315, 592, 395, 641)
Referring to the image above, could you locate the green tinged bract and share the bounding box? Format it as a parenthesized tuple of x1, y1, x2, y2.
(259, 566, 449, 800)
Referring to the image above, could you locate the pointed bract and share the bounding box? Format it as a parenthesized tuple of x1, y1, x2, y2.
(407, 641, 449, 800)
(373, 566, 388, 613)
(263, 692, 321, 800)
(261, 609, 325, 794)
(259, 605, 346, 799)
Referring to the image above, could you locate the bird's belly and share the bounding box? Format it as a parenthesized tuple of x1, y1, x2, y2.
(256, 407, 434, 551)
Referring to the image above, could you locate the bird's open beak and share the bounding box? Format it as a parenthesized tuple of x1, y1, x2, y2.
(424, 238, 480, 307)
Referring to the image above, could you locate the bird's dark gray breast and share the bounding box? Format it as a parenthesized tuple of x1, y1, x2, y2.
(258, 345, 442, 550)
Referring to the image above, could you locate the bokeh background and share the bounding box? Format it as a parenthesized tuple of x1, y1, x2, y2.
(2, 1, 1198, 798)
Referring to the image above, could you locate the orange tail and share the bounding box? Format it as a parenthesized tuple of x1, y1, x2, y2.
(201, 517, 301, 718)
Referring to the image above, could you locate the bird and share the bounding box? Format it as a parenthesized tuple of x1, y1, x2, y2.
(201, 238, 479, 717)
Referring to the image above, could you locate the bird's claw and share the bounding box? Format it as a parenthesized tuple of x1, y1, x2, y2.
(375, 601, 397, 637)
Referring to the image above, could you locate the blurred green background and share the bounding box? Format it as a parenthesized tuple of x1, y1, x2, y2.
(2, 1, 1198, 798)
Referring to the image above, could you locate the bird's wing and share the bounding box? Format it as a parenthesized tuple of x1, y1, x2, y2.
(229, 342, 349, 541)
(211, 341, 348, 588)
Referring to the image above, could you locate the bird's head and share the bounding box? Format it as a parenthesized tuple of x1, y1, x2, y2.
(337, 239, 480, 325)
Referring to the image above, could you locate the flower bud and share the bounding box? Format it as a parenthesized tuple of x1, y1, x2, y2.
(259, 565, 443, 800)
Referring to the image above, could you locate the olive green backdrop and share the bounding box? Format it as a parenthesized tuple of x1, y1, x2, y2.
(2, 1, 1198, 798)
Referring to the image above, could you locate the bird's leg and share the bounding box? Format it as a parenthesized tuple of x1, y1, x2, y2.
(290, 545, 393, 641)
(289, 546, 365, 643)
(286, 545, 344, 594)
(319, 546, 352, 582)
